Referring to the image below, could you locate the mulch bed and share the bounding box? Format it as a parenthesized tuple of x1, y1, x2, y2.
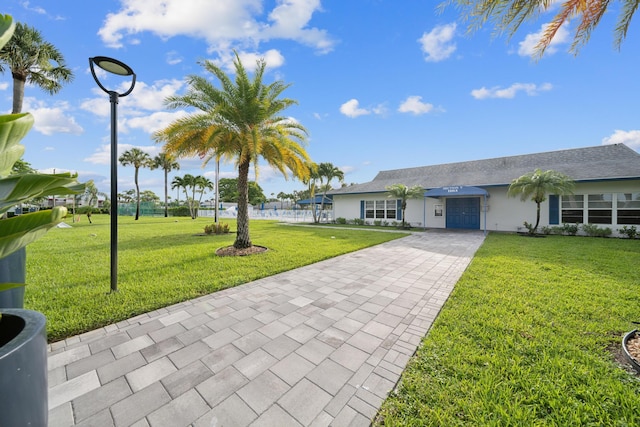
(215, 245, 268, 257)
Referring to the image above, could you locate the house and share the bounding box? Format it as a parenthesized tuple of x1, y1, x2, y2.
(328, 143, 640, 234)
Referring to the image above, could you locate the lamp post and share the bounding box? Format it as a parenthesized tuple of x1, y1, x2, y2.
(89, 56, 136, 293)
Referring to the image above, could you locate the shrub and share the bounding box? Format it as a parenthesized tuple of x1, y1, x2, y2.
(352, 218, 365, 225)
(562, 223, 579, 236)
(170, 206, 193, 217)
(204, 222, 230, 235)
(522, 221, 536, 235)
(582, 223, 612, 238)
(540, 226, 551, 235)
(374, 220, 382, 226)
(335, 217, 347, 225)
(619, 225, 638, 239)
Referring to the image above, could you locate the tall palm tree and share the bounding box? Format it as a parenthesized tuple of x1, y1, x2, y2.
(119, 148, 152, 220)
(154, 53, 311, 249)
(318, 162, 344, 220)
(507, 169, 575, 234)
(151, 152, 180, 217)
(386, 183, 424, 229)
(302, 162, 321, 223)
(441, 0, 636, 57)
(0, 22, 74, 113)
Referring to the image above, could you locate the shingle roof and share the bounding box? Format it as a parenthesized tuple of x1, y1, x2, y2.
(329, 143, 640, 195)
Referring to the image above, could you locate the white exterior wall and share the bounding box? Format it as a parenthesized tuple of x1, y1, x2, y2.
(332, 179, 640, 232)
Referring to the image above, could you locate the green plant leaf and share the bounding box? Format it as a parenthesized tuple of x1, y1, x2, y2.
(0, 113, 33, 178)
(0, 207, 67, 259)
(0, 172, 85, 214)
(0, 282, 25, 292)
(0, 14, 15, 52)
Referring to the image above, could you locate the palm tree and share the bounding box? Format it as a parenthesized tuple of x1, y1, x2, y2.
(195, 176, 214, 215)
(83, 180, 107, 224)
(180, 174, 197, 219)
(386, 183, 424, 229)
(507, 169, 575, 234)
(0, 22, 74, 113)
(441, 0, 636, 57)
(119, 148, 152, 220)
(318, 162, 344, 221)
(171, 175, 185, 207)
(151, 152, 180, 217)
(154, 53, 311, 249)
(302, 162, 321, 223)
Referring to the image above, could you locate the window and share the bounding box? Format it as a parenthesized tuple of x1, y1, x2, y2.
(561, 195, 583, 223)
(588, 194, 612, 224)
(364, 199, 397, 220)
(617, 192, 640, 225)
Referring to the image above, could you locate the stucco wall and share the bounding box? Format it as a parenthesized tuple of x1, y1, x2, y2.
(331, 179, 640, 233)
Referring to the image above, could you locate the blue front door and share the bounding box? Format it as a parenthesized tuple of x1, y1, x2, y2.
(446, 197, 480, 229)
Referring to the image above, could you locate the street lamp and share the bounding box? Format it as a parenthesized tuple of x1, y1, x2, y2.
(89, 56, 136, 293)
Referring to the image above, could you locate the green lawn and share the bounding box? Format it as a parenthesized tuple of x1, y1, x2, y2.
(376, 233, 640, 426)
(25, 215, 406, 342)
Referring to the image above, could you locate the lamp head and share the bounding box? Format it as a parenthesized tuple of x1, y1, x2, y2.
(89, 56, 136, 97)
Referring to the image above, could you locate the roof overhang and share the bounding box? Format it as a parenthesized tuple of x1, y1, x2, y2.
(424, 186, 489, 198)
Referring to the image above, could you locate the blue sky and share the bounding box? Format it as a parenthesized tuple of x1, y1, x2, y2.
(2, 0, 639, 202)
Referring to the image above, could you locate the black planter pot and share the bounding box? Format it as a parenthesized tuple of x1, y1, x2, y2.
(0, 308, 48, 426)
(0, 247, 26, 308)
(622, 329, 640, 374)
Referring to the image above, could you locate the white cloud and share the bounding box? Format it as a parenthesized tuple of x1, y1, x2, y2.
(0, 82, 8, 91)
(602, 130, 640, 150)
(98, 0, 335, 54)
(470, 82, 553, 99)
(22, 98, 84, 136)
(126, 110, 189, 134)
(339, 99, 370, 118)
(418, 23, 457, 62)
(213, 49, 286, 73)
(84, 143, 160, 165)
(518, 23, 570, 56)
(166, 51, 183, 65)
(398, 96, 436, 115)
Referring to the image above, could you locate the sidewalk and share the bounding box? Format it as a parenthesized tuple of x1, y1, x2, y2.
(48, 231, 485, 427)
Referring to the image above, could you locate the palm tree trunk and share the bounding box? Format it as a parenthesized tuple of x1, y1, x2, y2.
(12, 76, 25, 114)
(164, 169, 168, 217)
(235, 160, 252, 249)
(534, 202, 541, 233)
(134, 168, 140, 220)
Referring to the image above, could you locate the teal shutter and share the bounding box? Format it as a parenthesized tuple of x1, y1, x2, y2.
(396, 199, 402, 220)
(549, 195, 559, 225)
(360, 200, 364, 219)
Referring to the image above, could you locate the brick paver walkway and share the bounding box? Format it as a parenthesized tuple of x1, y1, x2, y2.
(48, 231, 485, 426)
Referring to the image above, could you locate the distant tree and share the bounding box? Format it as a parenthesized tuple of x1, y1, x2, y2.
(195, 176, 214, 210)
(507, 169, 575, 234)
(303, 162, 321, 223)
(140, 190, 160, 203)
(386, 183, 424, 228)
(171, 175, 185, 206)
(83, 180, 107, 223)
(11, 158, 35, 174)
(151, 152, 180, 217)
(119, 148, 152, 220)
(318, 162, 344, 219)
(118, 189, 136, 203)
(441, 0, 637, 58)
(180, 174, 198, 219)
(218, 178, 266, 205)
(0, 22, 74, 113)
(277, 191, 287, 209)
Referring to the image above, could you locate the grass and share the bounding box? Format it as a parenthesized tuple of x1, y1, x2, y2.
(376, 233, 640, 426)
(24, 215, 406, 342)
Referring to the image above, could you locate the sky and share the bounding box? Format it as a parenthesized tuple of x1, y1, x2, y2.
(2, 0, 639, 203)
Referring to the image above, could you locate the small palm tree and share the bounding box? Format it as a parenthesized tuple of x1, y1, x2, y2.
(119, 148, 152, 220)
(507, 169, 575, 234)
(195, 176, 214, 211)
(318, 162, 344, 220)
(83, 180, 107, 224)
(0, 22, 74, 113)
(151, 152, 180, 217)
(171, 175, 185, 206)
(386, 183, 424, 228)
(303, 162, 321, 223)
